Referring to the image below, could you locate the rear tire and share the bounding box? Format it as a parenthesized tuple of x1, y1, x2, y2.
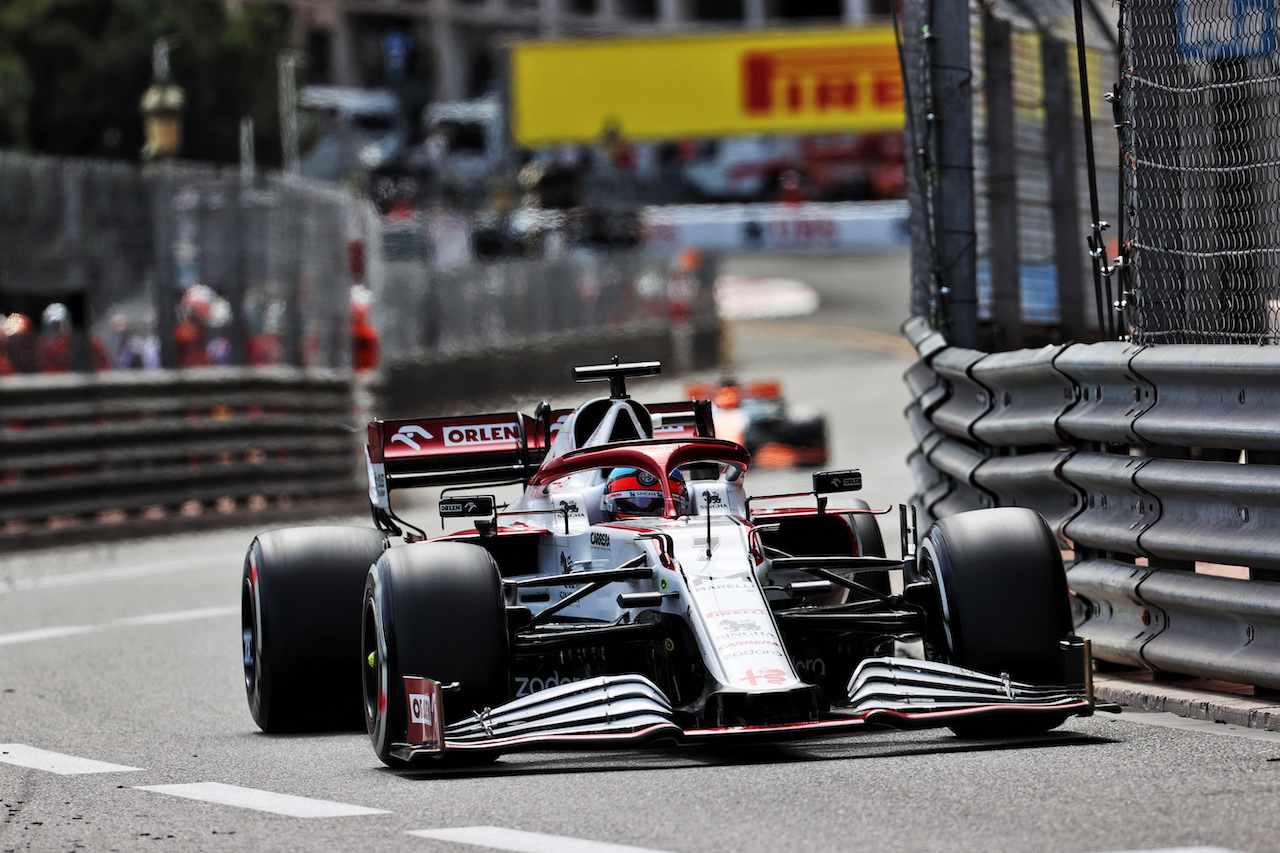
(847, 499, 886, 559)
(916, 507, 1073, 737)
(242, 527, 387, 733)
(362, 542, 509, 768)
(841, 499, 889, 595)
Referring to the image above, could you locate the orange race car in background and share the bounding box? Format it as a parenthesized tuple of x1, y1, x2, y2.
(685, 379, 828, 469)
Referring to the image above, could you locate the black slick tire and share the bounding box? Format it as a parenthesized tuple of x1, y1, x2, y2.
(362, 542, 509, 768)
(916, 507, 1073, 737)
(242, 526, 388, 733)
(842, 499, 888, 595)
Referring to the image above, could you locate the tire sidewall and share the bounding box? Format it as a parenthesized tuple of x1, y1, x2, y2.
(363, 558, 402, 763)
(243, 540, 268, 726)
(919, 507, 1071, 683)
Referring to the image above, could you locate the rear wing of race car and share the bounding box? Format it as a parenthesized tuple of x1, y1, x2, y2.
(649, 400, 716, 440)
(367, 412, 549, 499)
(365, 399, 716, 507)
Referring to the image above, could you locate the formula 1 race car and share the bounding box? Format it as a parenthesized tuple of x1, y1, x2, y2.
(241, 360, 1105, 768)
(685, 378, 828, 469)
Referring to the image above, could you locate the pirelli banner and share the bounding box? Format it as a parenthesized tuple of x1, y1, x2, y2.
(510, 27, 903, 146)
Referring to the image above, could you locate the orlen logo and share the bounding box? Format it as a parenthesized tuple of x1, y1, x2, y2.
(741, 43, 902, 116)
(445, 423, 520, 446)
(408, 693, 433, 725)
(391, 424, 433, 450)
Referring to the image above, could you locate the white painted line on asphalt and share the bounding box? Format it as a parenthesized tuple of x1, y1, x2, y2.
(116, 606, 240, 627)
(1093, 847, 1248, 853)
(135, 783, 391, 819)
(0, 556, 218, 595)
(0, 625, 100, 646)
(1116, 709, 1280, 744)
(407, 826, 678, 853)
(0, 744, 141, 775)
(0, 605, 238, 646)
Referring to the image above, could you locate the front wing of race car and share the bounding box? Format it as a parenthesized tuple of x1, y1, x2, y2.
(388, 651, 1110, 764)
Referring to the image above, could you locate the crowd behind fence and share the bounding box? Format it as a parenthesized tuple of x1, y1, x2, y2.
(0, 153, 711, 379)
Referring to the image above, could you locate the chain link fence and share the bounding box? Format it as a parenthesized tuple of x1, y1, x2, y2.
(904, 1, 1119, 347)
(1120, 0, 1280, 344)
(0, 153, 353, 371)
(0, 152, 707, 377)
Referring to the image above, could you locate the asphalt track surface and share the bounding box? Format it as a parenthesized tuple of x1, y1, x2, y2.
(4, 251, 1280, 853)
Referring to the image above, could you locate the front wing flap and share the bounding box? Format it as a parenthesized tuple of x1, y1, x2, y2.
(391, 657, 1104, 764)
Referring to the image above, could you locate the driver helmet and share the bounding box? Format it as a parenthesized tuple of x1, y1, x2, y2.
(601, 467, 689, 520)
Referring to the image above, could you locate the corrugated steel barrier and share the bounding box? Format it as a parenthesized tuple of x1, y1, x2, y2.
(1, 368, 362, 540)
(903, 315, 1280, 690)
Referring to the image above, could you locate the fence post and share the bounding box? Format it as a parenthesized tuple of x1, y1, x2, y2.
(283, 182, 304, 367)
(931, 0, 979, 349)
(151, 166, 178, 370)
(61, 161, 93, 372)
(1041, 36, 1087, 343)
(983, 13, 1021, 351)
(227, 178, 248, 366)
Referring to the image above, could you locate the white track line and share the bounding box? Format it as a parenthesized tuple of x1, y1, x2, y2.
(1094, 848, 1247, 853)
(136, 782, 390, 818)
(116, 607, 239, 627)
(0, 605, 238, 646)
(0, 625, 100, 646)
(0, 557, 218, 595)
(407, 826, 677, 853)
(0, 744, 141, 775)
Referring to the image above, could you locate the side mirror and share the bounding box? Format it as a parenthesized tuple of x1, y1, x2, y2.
(439, 495, 496, 518)
(813, 469, 862, 494)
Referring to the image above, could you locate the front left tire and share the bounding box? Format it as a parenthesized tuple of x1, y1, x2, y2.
(362, 542, 509, 767)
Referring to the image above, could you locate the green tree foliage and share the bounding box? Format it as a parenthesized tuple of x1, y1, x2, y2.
(0, 0, 291, 164)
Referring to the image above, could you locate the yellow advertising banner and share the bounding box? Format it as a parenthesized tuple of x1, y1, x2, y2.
(510, 26, 903, 147)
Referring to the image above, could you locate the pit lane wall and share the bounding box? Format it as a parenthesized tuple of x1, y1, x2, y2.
(902, 315, 1280, 691)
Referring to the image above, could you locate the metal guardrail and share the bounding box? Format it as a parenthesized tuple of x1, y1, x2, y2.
(0, 368, 361, 534)
(902, 315, 1280, 690)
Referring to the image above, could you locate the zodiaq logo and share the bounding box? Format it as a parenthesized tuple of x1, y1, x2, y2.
(515, 672, 584, 697)
(444, 423, 520, 446)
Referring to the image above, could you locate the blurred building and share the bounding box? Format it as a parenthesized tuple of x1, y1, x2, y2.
(229, 0, 894, 101)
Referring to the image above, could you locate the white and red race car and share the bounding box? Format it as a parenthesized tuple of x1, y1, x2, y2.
(242, 360, 1106, 768)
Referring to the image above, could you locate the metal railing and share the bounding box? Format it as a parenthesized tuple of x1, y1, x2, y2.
(902, 315, 1280, 690)
(0, 368, 360, 536)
